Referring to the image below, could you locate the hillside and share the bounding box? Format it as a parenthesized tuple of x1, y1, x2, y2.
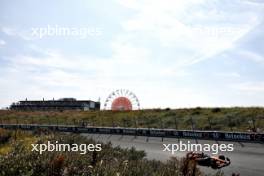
(0, 107, 263, 132)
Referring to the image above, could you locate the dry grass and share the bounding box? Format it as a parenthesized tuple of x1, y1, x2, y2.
(0, 130, 224, 176)
(0, 107, 263, 132)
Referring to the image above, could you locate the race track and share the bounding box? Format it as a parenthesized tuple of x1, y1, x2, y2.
(82, 134, 264, 176)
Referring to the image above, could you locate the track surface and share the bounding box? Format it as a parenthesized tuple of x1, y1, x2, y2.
(82, 134, 264, 176)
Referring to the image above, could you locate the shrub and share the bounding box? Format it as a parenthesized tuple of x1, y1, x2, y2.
(0, 132, 220, 176)
(0, 129, 11, 144)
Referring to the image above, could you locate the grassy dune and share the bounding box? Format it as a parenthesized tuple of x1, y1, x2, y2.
(0, 107, 264, 132)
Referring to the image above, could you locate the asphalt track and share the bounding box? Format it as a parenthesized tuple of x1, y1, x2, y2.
(82, 133, 264, 176)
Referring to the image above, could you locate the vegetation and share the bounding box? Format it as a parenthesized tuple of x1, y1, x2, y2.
(0, 107, 264, 132)
(0, 129, 224, 176)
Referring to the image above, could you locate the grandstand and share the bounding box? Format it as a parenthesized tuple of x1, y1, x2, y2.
(10, 98, 100, 111)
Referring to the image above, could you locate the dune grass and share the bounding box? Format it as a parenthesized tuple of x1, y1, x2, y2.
(0, 107, 263, 132)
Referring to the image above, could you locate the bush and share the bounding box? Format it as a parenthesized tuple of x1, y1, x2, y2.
(0, 132, 215, 176)
(212, 108, 221, 113)
(0, 129, 11, 144)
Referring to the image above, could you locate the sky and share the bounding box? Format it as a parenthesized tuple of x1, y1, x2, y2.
(0, 0, 264, 109)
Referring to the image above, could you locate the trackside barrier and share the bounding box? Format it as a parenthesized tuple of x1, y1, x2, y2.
(0, 124, 263, 143)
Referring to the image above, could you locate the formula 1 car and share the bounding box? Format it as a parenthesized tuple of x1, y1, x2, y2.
(186, 152, 231, 169)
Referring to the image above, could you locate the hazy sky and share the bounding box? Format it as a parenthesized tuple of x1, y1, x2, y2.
(0, 0, 264, 109)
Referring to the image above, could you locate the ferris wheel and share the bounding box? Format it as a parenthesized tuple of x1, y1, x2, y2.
(104, 89, 140, 110)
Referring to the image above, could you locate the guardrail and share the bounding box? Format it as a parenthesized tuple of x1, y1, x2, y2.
(0, 124, 263, 143)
